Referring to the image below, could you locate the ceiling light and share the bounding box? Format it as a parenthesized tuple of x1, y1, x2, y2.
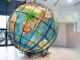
(68, 0, 72, 3)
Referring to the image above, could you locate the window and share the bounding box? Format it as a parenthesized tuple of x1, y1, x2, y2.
(0, 0, 26, 46)
(0, 0, 26, 15)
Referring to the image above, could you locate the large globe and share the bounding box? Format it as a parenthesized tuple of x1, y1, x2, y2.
(9, 2, 58, 53)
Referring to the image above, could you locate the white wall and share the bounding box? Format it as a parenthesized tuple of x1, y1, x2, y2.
(53, 22, 80, 48)
(66, 23, 80, 48)
(53, 23, 67, 47)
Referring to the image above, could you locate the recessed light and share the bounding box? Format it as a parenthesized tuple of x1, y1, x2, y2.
(68, 0, 72, 3)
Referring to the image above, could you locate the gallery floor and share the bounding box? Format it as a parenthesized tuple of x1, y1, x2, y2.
(0, 46, 80, 60)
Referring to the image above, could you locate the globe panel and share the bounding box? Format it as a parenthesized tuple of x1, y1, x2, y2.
(14, 23, 22, 35)
(43, 34, 57, 51)
(31, 46, 41, 52)
(38, 38, 48, 48)
(37, 21, 49, 35)
(9, 2, 58, 53)
(32, 5, 45, 20)
(22, 27, 36, 40)
(51, 18, 55, 29)
(22, 3, 37, 15)
(15, 4, 26, 11)
(46, 29, 55, 41)
(27, 41, 35, 48)
(9, 21, 16, 32)
(21, 38, 28, 46)
(15, 35, 21, 44)
(10, 12, 19, 22)
(16, 12, 26, 23)
(30, 31, 43, 44)
(43, 42, 50, 50)
(45, 19, 52, 26)
(9, 12, 19, 32)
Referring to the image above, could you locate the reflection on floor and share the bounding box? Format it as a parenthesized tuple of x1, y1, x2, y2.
(0, 46, 80, 60)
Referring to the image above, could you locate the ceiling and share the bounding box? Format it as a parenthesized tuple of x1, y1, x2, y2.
(35, 0, 80, 21)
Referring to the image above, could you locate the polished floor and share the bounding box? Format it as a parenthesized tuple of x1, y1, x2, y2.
(0, 46, 80, 60)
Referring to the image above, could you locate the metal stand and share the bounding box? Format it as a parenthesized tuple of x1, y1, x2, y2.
(23, 49, 49, 58)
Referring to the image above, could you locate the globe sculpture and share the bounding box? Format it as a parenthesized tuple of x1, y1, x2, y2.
(9, 2, 58, 54)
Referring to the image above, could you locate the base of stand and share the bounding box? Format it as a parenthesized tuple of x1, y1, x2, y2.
(24, 50, 49, 58)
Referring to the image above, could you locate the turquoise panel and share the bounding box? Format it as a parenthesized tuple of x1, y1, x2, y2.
(46, 29, 54, 41)
(37, 22, 49, 35)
